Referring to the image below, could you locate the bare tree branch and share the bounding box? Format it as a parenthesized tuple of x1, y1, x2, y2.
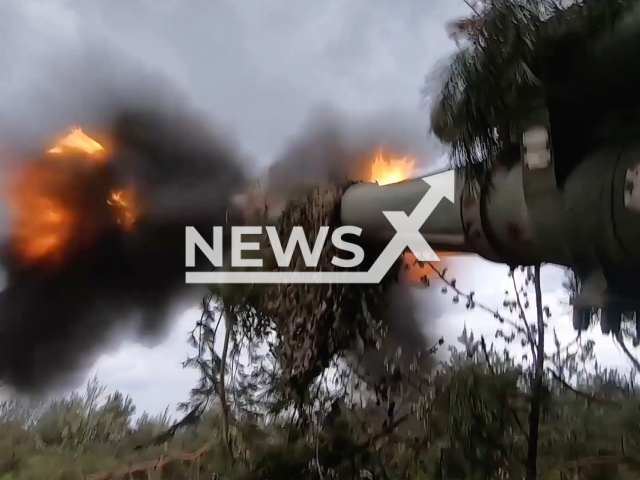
(512, 270, 538, 363)
(425, 261, 522, 330)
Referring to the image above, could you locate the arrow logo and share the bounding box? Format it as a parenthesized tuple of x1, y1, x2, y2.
(186, 169, 455, 284)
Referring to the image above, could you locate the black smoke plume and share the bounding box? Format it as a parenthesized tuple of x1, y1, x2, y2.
(0, 54, 249, 392)
(267, 105, 445, 193)
(0, 48, 446, 395)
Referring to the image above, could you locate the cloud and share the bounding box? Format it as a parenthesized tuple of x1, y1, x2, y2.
(87, 309, 201, 417)
(1, 0, 466, 161)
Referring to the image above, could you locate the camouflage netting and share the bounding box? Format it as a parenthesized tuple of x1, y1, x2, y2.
(259, 182, 401, 400)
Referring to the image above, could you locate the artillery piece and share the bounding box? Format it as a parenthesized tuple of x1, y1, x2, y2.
(341, 6, 640, 337)
(341, 148, 640, 336)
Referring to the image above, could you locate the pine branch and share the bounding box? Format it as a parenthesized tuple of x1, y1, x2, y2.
(428, 0, 639, 174)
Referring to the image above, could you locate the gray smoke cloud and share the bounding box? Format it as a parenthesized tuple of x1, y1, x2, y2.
(0, 40, 250, 393)
(267, 104, 445, 192)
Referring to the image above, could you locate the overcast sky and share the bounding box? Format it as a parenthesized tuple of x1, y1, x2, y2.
(0, 0, 634, 416)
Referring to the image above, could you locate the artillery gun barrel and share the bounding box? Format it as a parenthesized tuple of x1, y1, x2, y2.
(340, 154, 640, 332)
(340, 174, 469, 253)
(341, 164, 544, 267)
(339, 6, 640, 333)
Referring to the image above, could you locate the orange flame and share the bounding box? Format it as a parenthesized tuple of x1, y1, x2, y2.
(370, 151, 416, 186)
(6, 157, 76, 263)
(367, 150, 457, 282)
(401, 252, 459, 283)
(8, 187, 74, 263)
(47, 127, 106, 158)
(107, 189, 137, 229)
(6, 127, 137, 264)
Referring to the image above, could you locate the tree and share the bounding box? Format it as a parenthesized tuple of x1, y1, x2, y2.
(425, 259, 640, 479)
(427, 0, 638, 180)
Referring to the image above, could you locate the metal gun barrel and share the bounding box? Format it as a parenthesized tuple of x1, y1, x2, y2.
(340, 149, 640, 328)
(340, 174, 468, 252)
(340, 163, 540, 266)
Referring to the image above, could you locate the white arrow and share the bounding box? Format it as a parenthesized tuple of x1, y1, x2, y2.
(365, 169, 456, 283)
(186, 170, 456, 284)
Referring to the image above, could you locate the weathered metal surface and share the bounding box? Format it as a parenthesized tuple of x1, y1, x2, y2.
(624, 162, 640, 212)
(523, 126, 552, 170)
(339, 144, 640, 333)
(459, 180, 503, 264)
(340, 176, 469, 251)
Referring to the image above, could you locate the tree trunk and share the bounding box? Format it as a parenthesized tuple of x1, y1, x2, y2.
(220, 303, 234, 458)
(526, 265, 544, 480)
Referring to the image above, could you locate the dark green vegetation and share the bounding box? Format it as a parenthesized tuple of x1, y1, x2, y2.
(1, 267, 640, 479)
(429, 0, 640, 180)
